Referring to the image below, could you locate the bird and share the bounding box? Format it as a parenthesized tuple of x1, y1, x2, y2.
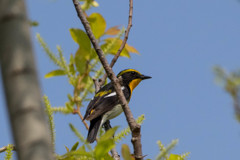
(83, 69, 151, 143)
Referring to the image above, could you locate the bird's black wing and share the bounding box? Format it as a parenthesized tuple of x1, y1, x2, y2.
(83, 85, 130, 121)
(83, 82, 114, 120)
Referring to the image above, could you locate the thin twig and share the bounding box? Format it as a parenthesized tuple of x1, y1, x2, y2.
(0, 145, 16, 153)
(72, 1, 143, 159)
(93, 78, 101, 93)
(99, 0, 133, 86)
(73, 106, 89, 130)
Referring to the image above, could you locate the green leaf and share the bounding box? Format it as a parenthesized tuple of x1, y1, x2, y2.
(106, 38, 139, 54)
(90, 48, 98, 60)
(156, 139, 179, 160)
(69, 54, 76, 75)
(94, 126, 118, 159)
(98, 126, 119, 142)
(51, 106, 73, 114)
(61, 145, 93, 160)
(232, 77, 240, 86)
(70, 28, 91, 51)
(43, 95, 56, 151)
(101, 38, 130, 58)
(167, 154, 184, 160)
(69, 123, 86, 143)
(95, 140, 115, 159)
(45, 69, 66, 78)
(70, 142, 79, 151)
(82, 75, 91, 86)
(4, 144, 14, 160)
(180, 152, 190, 160)
(74, 47, 89, 74)
(87, 13, 106, 39)
(121, 144, 131, 160)
(102, 38, 139, 58)
(71, 29, 93, 71)
(114, 114, 145, 143)
(65, 146, 70, 152)
(102, 154, 114, 160)
(69, 124, 92, 151)
(29, 20, 39, 27)
(36, 33, 62, 67)
(78, 145, 86, 152)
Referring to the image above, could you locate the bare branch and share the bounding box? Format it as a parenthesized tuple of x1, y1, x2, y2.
(73, 107, 89, 130)
(93, 78, 101, 93)
(0, 145, 16, 153)
(100, 0, 133, 85)
(72, 0, 143, 159)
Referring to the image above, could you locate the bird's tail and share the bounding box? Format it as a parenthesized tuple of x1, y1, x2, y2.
(87, 116, 102, 143)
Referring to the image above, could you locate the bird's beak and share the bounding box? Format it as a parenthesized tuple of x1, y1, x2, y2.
(140, 74, 152, 80)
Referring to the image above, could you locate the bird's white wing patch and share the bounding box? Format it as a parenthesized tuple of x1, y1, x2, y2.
(104, 86, 125, 98)
(105, 92, 116, 98)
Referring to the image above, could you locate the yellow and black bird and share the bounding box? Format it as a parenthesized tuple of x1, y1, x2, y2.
(83, 69, 151, 143)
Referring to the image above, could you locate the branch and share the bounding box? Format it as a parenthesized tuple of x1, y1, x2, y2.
(0, 0, 53, 160)
(93, 78, 101, 93)
(72, 1, 143, 159)
(73, 107, 89, 130)
(0, 145, 16, 153)
(99, 0, 133, 85)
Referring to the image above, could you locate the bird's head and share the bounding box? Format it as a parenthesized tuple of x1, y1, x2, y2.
(117, 69, 151, 92)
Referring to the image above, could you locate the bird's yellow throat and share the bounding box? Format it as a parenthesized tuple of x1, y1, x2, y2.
(129, 79, 142, 93)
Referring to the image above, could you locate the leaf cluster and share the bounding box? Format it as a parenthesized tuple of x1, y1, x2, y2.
(37, 10, 139, 115)
(114, 114, 145, 143)
(36, 2, 145, 159)
(58, 127, 118, 160)
(213, 66, 240, 122)
(156, 140, 190, 160)
(35, 1, 189, 160)
(4, 144, 14, 160)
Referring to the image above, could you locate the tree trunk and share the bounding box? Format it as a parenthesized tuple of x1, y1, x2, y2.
(0, 0, 53, 160)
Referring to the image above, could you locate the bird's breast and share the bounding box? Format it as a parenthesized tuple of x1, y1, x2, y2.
(101, 104, 123, 125)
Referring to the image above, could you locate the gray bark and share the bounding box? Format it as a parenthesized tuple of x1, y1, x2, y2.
(0, 0, 53, 160)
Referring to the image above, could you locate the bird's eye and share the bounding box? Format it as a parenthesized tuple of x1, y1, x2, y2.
(131, 71, 136, 75)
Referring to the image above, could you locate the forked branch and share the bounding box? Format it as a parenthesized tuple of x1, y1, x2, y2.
(99, 0, 133, 86)
(72, 0, 143, 159)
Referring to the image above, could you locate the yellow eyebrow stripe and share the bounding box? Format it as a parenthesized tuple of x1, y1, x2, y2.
(117, 69, 141, 77)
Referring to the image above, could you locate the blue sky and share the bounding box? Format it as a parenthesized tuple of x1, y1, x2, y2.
(1, 0, 240, 159)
